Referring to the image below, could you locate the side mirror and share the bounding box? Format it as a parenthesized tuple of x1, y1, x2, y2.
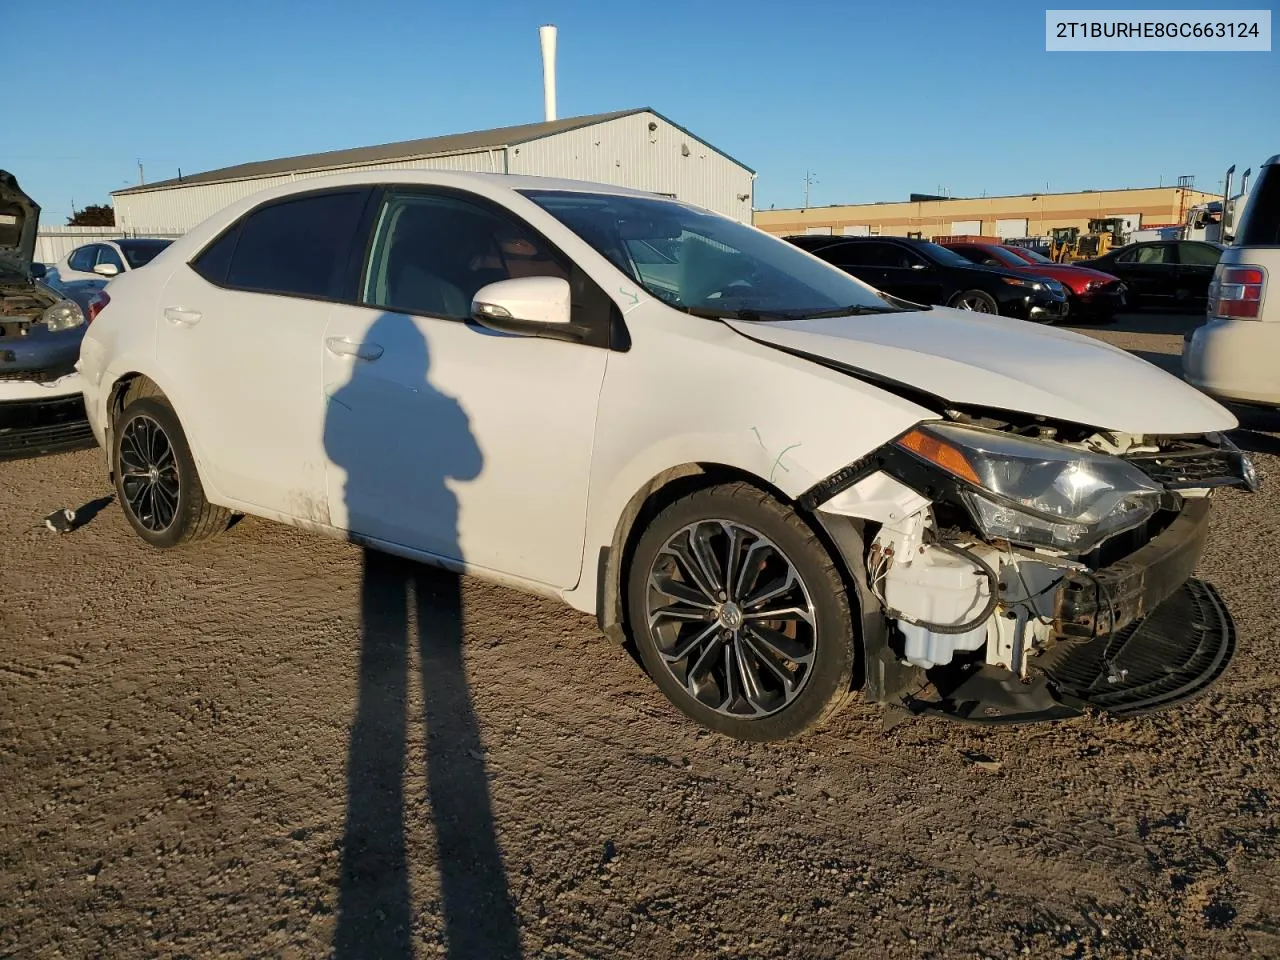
(92, 262, 120, 277)
(910, 262, 929, 271)
(29, 262, 47, 279)
(471, 276, 582, 342)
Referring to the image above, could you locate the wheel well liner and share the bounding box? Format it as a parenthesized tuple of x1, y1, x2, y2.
(104, 373, 167, 481)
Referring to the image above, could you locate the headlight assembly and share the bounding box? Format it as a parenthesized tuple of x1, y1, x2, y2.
(41, 300, 85, 332)
(895, 422, 1163, 552)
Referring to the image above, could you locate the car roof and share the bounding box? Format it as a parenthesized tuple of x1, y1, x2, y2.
(214, 169, 673, 208)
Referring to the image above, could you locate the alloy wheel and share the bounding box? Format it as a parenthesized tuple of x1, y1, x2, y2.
(957, 294, 992, 312)
(119, 414, 180, 532)
(644, 520, 817, 719)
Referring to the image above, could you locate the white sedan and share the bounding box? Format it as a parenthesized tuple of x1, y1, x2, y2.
(76, 171, 1256, 741)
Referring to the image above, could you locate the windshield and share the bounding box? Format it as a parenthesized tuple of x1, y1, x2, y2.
(118, 239, 172, 269)
(520, 190, 906, 319)
(915, 240, 981, 267)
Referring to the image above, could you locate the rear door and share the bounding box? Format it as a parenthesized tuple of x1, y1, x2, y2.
(155, 187, 372, 519)
(1175, 241, 1222, 306)
(1113, 242, 1178, 302)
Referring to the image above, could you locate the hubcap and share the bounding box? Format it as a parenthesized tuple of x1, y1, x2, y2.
(119, 414, 180, 532)
(645, 520, 817, 719)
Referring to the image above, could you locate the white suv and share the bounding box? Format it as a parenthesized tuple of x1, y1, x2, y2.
(76, 170, 1255, 740)
(1184, 154, 1279, 405)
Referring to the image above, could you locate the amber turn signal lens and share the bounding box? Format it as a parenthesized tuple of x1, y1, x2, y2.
(896, 428, 982, 485)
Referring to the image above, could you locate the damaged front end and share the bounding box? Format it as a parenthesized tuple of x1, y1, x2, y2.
(804, 413, 1257, 723)
(1, 169, 95, 460)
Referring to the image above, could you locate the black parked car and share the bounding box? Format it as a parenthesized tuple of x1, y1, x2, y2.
(1078, 240, 1223, 310)
(785, 235, 1069, 322)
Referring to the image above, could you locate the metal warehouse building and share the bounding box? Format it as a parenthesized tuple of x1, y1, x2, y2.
(111, 108, 755, 233)
(752, 185, 1219, 241)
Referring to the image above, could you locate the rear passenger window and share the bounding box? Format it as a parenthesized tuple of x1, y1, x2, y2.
(222, 190, 368, 299)
(1178, 242, 1222, 266)
(1235, 167, 1280, 245)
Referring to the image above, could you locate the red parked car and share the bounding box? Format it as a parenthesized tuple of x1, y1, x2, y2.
(941, 241, 1127, 322)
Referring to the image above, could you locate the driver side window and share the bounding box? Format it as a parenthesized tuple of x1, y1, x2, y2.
(68, 246, 96, 272)
(96, 245, 124, 271)
(362, 192, 568, 320)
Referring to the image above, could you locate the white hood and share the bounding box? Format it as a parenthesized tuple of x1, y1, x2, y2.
(726, 307, 1236, 435)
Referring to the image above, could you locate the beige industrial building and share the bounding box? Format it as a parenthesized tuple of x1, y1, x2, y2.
(752, 185, 1218, 240)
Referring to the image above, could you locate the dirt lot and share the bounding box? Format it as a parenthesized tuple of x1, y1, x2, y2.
(2, 312, 1278, 960)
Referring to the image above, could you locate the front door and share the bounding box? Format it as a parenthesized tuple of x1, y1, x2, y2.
(321, 188, 608, 589)
(156, 187, 372, 520)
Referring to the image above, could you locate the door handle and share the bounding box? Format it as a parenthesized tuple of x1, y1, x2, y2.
(326, 337, 383, 361)
(164, 307, 202, 326)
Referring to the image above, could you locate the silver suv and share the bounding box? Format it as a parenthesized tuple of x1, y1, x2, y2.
(1183, 154, 1280, 406)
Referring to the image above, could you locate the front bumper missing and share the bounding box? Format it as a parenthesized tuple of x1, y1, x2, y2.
(1057, 498, 1211, 638)
(0, 393, 97, 461)
(912, 577, 1235, 723)
(894, 498, 1234, 723)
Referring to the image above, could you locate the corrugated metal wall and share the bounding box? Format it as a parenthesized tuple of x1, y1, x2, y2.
(113, 151, 505, 232)
(113, 112, 753, 230)
(509, 112, 753, 220)
(34, 226, 185, 265)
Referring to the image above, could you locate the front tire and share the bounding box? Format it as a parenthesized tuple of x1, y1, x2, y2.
(626, 482, 856, 742)
(112, 396, 231, 548)
(950, 289, 999, 314)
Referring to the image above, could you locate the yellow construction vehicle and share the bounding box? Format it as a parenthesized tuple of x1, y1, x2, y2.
(1050, 218, 1129, 262)
(1049, 227, 1079, 262)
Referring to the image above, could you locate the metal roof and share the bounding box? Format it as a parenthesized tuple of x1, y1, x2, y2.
(114, 107, 752, 196)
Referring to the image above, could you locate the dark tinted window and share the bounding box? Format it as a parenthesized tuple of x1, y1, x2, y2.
(192, 224, 241, 285)
(68, 246, 96, 271)
(1178, 242, 1222, 266)
(821, 241, 892, 267)
(362, 192, 568, 320)
(119, 239, 172, 269)
(225, 190, 368, 299)
(1235, 166, 1280, 245)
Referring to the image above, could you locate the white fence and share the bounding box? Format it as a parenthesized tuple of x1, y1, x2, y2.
(35, 226, 186, 265)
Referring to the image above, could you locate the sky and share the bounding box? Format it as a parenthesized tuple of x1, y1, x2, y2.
(8, 0, 1278, 222)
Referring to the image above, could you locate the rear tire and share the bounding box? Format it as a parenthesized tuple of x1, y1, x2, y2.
(112, 396, 231, 548)
(950, 289, 999, 314)
(626, 482, 856, 742)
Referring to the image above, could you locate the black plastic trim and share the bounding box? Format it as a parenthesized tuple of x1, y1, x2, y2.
(1056, 497, 1212, 638)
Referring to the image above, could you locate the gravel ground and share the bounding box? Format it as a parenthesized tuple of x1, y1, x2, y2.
(2, 312, 1278, 960)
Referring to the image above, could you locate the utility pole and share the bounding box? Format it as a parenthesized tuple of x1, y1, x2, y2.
(137, 160, 145, 186)
(803, 171, 818, 208)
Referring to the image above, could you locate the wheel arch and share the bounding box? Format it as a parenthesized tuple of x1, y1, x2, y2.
(101, 369, 218, 500)
(592, 460, 876, 695)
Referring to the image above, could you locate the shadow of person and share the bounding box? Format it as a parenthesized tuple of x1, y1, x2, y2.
(325, 312, 520, 960)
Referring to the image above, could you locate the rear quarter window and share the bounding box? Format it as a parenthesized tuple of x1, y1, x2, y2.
(1236, 166, 1280, 245)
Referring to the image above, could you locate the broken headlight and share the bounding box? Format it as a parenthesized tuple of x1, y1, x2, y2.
(895, 422, 1163, 553)
(41, 300, 85, 333)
